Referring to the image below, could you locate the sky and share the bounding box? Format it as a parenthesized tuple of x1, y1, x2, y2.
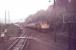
(0, 0, 54, 23)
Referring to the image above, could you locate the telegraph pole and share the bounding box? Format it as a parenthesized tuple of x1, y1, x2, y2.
(8, 11, 10, 24)
(4, 11, 7, 37)
(5, 11, 6, 25)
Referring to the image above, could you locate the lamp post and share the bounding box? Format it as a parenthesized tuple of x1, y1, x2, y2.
(48, 0, 51, 2)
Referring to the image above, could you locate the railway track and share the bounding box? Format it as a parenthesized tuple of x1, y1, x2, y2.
(7, 33, 28, 50)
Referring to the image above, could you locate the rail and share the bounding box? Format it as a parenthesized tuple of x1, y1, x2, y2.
(7, 33, 28, 50)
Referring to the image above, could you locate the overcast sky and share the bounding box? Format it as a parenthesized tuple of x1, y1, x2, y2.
(0, 0, 54, 23)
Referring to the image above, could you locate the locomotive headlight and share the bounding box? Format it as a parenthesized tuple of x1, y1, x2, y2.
(40, 23, 50, 29)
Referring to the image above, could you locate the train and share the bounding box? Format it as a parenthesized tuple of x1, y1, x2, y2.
(25, 21, 50, 32)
